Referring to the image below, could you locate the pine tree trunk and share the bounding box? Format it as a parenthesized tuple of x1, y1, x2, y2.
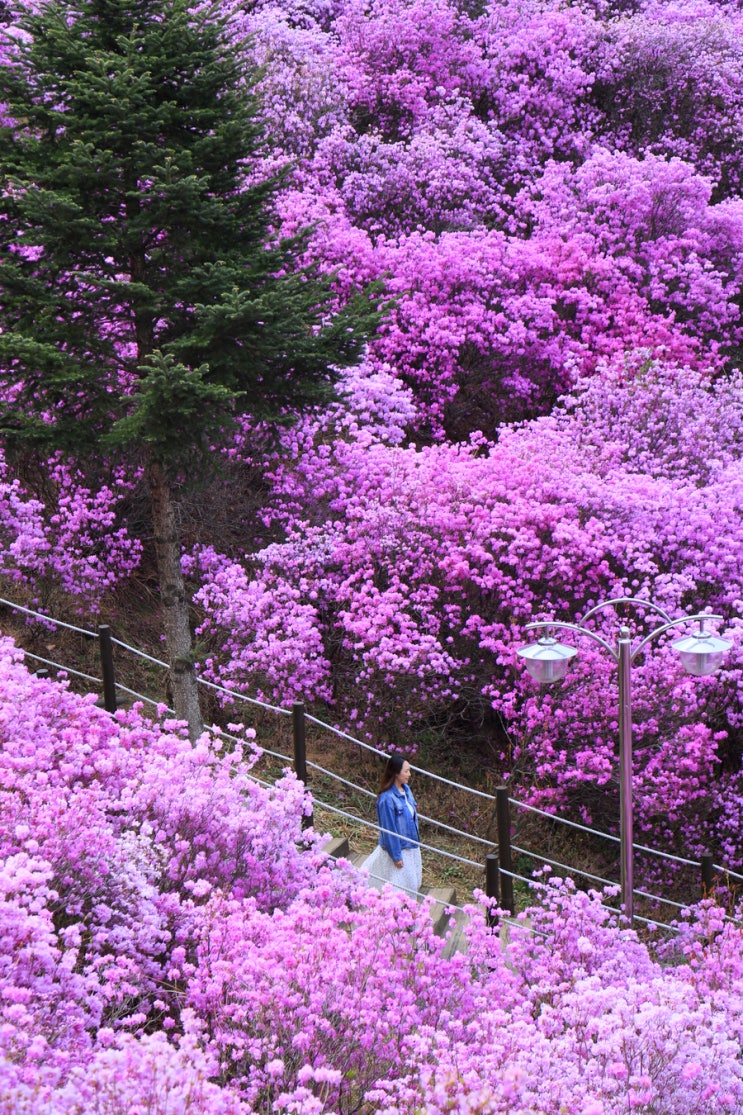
(147, 457, 204, 741)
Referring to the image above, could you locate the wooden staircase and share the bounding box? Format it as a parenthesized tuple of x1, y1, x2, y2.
(320, 835, 468, 951)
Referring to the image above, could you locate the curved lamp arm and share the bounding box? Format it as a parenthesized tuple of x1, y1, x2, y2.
(579, 596, 673, 628)
(524, 619, 617, 661)
(631, 612, 724, 663)
(527, 608, 725, 663)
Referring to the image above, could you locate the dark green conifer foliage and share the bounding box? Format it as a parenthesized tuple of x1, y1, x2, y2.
(0, 0, 378, 734)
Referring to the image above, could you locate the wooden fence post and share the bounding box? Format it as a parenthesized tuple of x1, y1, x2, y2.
(98, 625, 117, 714)
(292, 701, 307, 783)
(293, 701, 312, 829)
(496, 786, 515, 915)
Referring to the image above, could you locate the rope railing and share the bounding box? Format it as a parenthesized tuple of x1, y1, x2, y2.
(510, 847, 617, 889)
(0, 597, 97, 638)
(306, 760, 500, 849)
(113, 683, 168, 710)
(24, 651, 102, 686)
(712, 862, 743, 883)
(306, 761, 377, 797)
(197, 674, 293, 717)
(310, 798, 483, 870)
(632, 889, 687, 911)
(632, 843, 701, 869)
(109, 637, 170, 670)
(499, 866, 549, 889)
(2, 594, 741, 928)
(633, 913, 682, 934)
(509, 793, 710, 870)
(304, 712, 497, 799)
(253, 743, 295, 765)
(509, 797, 620, 843)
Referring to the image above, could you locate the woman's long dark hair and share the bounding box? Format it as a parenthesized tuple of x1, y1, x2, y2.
(379, 752, 407, 795)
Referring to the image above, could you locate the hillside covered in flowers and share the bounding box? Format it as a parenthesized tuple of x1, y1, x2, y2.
(3, 0, 743, 1107)
(2, 643, 743, 1114)
(2, 0, 743, 869)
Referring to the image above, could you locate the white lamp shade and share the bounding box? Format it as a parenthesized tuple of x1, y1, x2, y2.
(671, 632, 732, 677)
(517, 637, 577, 683)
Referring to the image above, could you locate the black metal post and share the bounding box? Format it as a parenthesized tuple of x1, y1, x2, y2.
(98, 625, 117, 714)
(293, 701, 312, 829)
(485, 851, 500, 927)
(496, 786, 515, 915)
(701, 853, 715, 898)
(292, 701, 307, 783)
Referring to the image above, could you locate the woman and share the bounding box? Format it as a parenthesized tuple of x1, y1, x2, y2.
(361, 753, 422, 897)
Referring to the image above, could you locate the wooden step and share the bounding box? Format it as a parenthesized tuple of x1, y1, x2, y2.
(441, 908, 469, 956)
(318, 842, 467, 945)
(421, 885, 457, 936)
(319, 835, 349, 859)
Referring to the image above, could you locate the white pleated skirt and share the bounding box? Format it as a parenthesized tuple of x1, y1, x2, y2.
(360, 843, 422, 898)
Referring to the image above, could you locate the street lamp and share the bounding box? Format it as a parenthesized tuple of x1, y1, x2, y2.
(516, 598, 732, 921)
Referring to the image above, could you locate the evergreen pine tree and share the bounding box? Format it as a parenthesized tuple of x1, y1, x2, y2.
(0, 0, 378, 735)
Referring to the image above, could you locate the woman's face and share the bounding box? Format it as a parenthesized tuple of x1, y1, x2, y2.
(395, 761, 411, 787)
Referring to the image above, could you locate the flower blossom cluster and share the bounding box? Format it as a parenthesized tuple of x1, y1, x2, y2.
(0, 453, 141, 607)
(234, 0, 743, 436)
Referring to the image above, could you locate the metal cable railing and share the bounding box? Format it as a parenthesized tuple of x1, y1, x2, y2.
(0, 597, 97, 638)
(24, 650, 101, 686)
(310, 798, 483, 870)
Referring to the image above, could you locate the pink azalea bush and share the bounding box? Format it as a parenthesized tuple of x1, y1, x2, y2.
(0, 452, 141, 606)
(3, 644, 743, 1113)
(6, 2, 743, 1096)
(3, 0, 743, 881)
(191, 356, 743, 867)
(232, 0, 743, 437)
(591, 0, 743, 198)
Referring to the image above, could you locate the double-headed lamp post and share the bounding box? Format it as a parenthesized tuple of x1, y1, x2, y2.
(516, 598, 732, 921)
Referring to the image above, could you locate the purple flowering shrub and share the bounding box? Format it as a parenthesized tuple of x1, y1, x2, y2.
(190, 356, 743, 864)
(3, 643, 743, 1113)
(0, 638, 320, 1052)
(592, 0, 743, 198)
(6, 0, 743, 1098)
(0, 451, 141, 606)
(228, 0, 743, 438)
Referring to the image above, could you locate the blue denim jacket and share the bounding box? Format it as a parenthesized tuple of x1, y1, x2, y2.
(376, 784, 420, 863)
